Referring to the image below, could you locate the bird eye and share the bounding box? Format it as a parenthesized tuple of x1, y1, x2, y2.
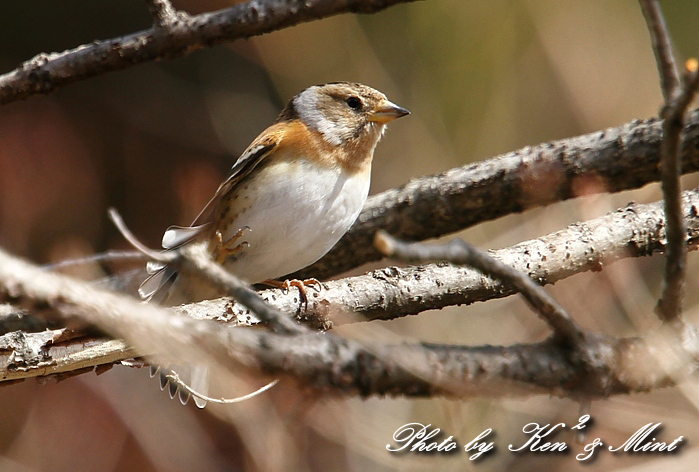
(346, 96, 362, 110)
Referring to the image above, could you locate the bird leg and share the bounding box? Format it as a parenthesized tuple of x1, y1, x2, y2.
(212, 226, 250, 264)
(263, 278, 322, 304)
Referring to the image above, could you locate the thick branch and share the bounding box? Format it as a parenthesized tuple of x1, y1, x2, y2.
(1, 299, 697, 399)
(2, 187, 699, 397)
(216, 188, 699, 326)
(294, 110, 699, 280)
(374, 232, 586, 345)
(0, 0, 416, 105)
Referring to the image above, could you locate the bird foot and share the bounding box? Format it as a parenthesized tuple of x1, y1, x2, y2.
(264, 278, 322, 304)
(213, 226, 250, 264)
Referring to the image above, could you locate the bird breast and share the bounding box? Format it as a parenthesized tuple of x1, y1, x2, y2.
(216, 156, 371, 283)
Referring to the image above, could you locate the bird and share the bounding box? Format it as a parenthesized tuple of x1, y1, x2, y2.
(140, 82, 409, 305)
(139, 82, 409, 406)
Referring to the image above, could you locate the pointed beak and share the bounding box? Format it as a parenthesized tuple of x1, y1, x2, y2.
(368, 99, 410, 123)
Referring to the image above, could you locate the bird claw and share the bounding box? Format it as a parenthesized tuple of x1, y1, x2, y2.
(213, 226, 250, 264)
(264, 278, 322, 304)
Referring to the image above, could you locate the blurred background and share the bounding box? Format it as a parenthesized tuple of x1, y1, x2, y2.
(1, 0, 699, 471)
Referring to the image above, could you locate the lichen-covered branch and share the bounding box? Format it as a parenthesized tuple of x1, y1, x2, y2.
(3, 188, 699, 396)
(213, 187, 699, 327)
(1, 245, 698, 399)
(373, 231, 587, 345)
(294, 110, 699, 280)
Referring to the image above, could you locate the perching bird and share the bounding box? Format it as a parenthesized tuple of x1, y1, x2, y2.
(139, 82, 409, 406)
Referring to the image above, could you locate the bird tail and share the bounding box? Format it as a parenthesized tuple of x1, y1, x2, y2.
(140, 223, 213, 406)
(150, 365, 209, 408)
(137, 223, 210, 303)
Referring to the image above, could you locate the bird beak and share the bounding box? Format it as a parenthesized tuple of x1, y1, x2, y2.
(368, 99, 410, 123)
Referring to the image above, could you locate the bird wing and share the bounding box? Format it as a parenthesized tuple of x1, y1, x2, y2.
(190, 124, 286, 228)
(138, 124, 285, 302)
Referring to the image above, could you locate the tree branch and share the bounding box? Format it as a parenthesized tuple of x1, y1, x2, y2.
(4, 187, 699, 393)
(639, 1, 699, 324)
(1, 272, 698, 399)
(294, 110, 699, 280)
(655, 62, 699, 323)
(0, 0, 416, 105)
(374, 231, 586, 346)
(190, 188, 699, 326)
(639, 0, 681, 102)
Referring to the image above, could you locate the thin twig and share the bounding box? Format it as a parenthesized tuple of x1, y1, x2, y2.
(374, 231, 586, 346)
(165, 372, 279, 404)
(638, 0, 681, 101)
(656, 60, 699, 323)
(45, 250, 147, 271)
(640, 0, 699, 324)
(108, 208, 172, 263)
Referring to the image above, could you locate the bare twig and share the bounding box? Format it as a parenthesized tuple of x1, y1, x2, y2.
(45, 250, 147, 271)
(293, 110, 699, 281)
(639, 0, 699, 323)
(374, 232, 586, 346)
(164, 372, 279, 404)
(108, 208, 171, 262)
(656, 62, 699, 323)
(639, 0, 681, 101)
(0, 0, 416, 105)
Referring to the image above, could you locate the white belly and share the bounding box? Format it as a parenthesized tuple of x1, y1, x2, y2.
(221, 158, 370, 283)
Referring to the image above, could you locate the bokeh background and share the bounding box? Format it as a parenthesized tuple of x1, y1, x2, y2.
(1, 1, 699, 471)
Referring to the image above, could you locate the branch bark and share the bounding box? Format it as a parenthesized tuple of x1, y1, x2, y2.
(639, 0, 681, 102)
(655, 64, 699, 322)
(1, 258, 697, 399)
(205, 187, 699, 327)
(3, 188, 699, 395)
(374, 231, 586, 345)
(294, 110, 699, 280)
(0, 0, 416, 105)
